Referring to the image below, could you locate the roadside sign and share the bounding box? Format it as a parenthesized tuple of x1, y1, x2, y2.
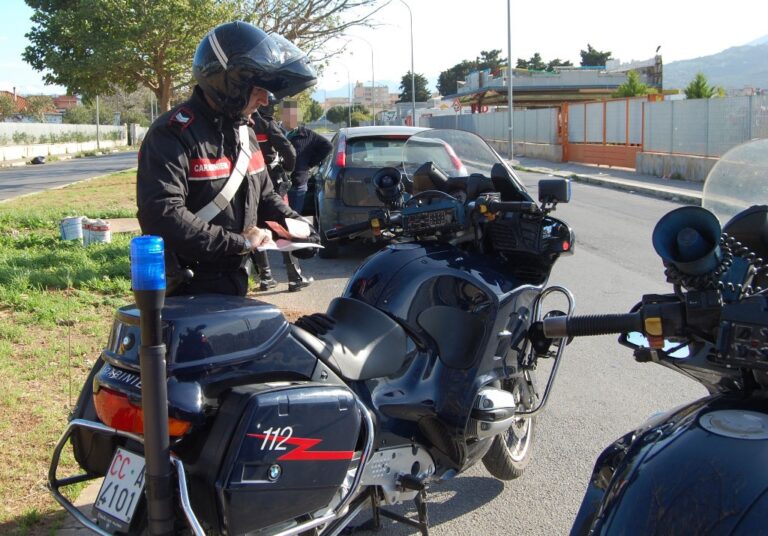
(452, 99, 461, 112)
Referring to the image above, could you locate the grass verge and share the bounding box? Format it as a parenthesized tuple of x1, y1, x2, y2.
(0, 170, 137, 535)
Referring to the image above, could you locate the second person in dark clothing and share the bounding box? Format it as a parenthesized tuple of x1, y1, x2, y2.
(287, 125, 333, 215)
(251, 103, 313, 291)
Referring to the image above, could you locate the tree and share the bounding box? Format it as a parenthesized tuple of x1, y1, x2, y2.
(238, 0, 386, 62)
(295, 91, 323, 122)
(517, 53, 546, 71)
(437, 50, 506, 96)
(24, 95, 55, 121)
(326, 104, 368, 125)
(24, 0, 233, 112)
(613, 71, 651, 98)
(684, 72, 724, 99)
(398, 71, 430, 103)
(580, 44, 612, 67)
(437, 60, 475, 96)
(517, 54, 572, 72)
(99, 86, 153, 126)
(476, 49, 504, 72)
(350, 110, 370, 127)
(547, 58, 573, 71)
(24, 0, 385, 112)
(0, 93, 16, 121)
(62, 102, 116, 125)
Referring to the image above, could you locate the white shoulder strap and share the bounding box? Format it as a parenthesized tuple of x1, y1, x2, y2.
(195, 124, 252, 223)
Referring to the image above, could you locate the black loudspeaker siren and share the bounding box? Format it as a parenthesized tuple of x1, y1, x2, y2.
(652, 206, 722, 276)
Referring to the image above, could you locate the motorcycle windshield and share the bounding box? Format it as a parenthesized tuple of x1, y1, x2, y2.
(402, 129, 528, 197)
(702, 138, 768, 223)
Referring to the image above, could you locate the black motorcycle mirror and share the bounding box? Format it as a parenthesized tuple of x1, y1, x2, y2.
(538, 179, 571, 205)
(130, 236, 174, 536)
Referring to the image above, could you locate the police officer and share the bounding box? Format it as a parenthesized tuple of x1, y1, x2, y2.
(136, 21, 318, 296)
(251, 101, 313, 291)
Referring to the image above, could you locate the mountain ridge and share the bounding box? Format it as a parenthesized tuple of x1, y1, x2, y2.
(663, 41, 768, 90)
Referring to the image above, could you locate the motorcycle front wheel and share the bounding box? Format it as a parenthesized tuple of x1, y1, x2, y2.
(481, 371, 537, 480)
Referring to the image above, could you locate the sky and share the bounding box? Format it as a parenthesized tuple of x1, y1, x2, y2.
(1, 0, 766, 97)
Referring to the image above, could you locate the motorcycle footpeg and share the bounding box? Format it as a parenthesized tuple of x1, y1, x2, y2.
(397, 474, 427, 492)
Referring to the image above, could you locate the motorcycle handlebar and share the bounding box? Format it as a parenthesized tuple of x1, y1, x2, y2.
(543, 312, 643, 339)
(486, 200, 539, 213)
(324, 220, 371, 241)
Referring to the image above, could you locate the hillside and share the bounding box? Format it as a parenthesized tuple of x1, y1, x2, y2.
(664, 43, 768, 90)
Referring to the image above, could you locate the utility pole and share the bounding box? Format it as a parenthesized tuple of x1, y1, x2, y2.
(95, 95, 100, 151)
(398, 0, 417, 125)
(507, 0, 514, 158)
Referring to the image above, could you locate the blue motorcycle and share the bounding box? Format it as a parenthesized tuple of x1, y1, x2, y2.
(49, 130, 575, 535)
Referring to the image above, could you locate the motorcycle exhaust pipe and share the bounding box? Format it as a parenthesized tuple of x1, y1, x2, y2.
(130, 236, 174, 536)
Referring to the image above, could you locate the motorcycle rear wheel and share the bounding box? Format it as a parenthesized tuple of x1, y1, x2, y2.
(482, 372, 537, 480)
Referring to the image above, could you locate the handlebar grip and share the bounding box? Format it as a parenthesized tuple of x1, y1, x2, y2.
(324, 220, 371, 241)
(543, 313, 643, 339)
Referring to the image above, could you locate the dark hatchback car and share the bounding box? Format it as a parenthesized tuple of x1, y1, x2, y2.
(309, 125, 427, 258)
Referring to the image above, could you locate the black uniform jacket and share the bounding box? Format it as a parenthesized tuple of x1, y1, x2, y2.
(252, 112, 296, 172)
(137, 87, 297, 271)
(288, 126, 333, 189)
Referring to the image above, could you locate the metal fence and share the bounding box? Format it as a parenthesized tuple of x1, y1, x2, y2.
(567, 98, 644, 145)
(424, 94, 768, 159)
(425, 108, 559, 144)
(644, 95, 768, 157)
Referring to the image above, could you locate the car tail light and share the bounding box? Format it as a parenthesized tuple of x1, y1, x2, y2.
(335, 136, 346, 168)
(444, 144, 466, 173)
(94, 387, 191, 437)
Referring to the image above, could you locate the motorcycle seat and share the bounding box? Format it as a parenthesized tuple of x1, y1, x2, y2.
(291, 297, 409, 381)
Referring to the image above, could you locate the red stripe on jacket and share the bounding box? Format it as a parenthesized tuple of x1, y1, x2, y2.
(189, 157, 232, 180)
(248, 150, 266, 173)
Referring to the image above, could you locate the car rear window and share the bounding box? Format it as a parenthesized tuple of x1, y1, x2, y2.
(345, 137, 409, 168)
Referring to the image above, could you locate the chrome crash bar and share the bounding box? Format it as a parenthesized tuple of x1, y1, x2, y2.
(48, 396, 375, 536)
(516, 285, 575, 418)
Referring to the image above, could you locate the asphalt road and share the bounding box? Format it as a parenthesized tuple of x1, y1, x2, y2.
(0, 151, 138, 201)
(260, 171, 707, 535)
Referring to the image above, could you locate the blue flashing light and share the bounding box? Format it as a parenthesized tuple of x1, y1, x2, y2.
(130, 235, 166, 291)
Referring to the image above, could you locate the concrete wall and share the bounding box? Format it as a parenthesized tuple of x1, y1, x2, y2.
(636, 152, 718, 183)
(487, 139, 563, 162)
(489, 138, 712, 182)
(0, 139, 128, 163)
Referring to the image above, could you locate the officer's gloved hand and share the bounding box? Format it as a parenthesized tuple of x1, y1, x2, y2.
(292, 224, 320, 260)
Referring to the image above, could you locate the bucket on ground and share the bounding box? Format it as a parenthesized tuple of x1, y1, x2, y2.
(59, 216, 84, 241)
(84, 218, 111, 246)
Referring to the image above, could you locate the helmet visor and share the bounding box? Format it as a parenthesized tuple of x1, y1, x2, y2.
(236, 34, 317, 99)
(246, 33, 307, 70)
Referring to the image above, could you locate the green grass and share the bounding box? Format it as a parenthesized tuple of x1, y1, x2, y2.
(0, 170, 137, 534)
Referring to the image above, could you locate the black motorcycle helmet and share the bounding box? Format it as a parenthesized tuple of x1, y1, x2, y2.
(193, 21, 317, 118)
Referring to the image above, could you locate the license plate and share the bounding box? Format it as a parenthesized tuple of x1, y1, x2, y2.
(94, 448, 146, 528)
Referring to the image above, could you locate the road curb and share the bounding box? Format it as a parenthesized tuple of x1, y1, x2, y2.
(514, 165, 702, 206)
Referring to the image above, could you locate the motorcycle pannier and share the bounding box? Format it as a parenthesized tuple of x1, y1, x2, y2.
(187, 383, 362, 535)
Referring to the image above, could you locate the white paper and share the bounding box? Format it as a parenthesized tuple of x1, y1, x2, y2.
(256, 238, 323, 252)
(284, 218, 311, 239)
(265, 218, 311, 240)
